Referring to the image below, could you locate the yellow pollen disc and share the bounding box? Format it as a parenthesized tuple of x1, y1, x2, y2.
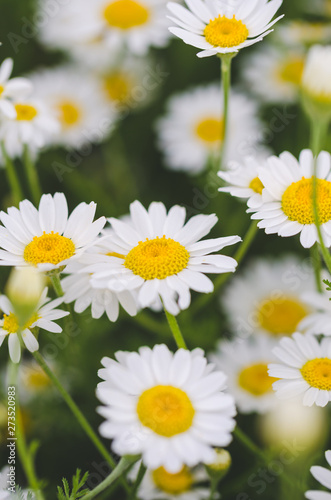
(257, 296, 308, 335)
(25, 369, 51, 390)
(195, 117, 224, 144)
(57, 101, 81, 127)
(204, 15, 249, 48)
(282, 177, 331, 225)
(279, 57, 304, 85)
(104, 73, 131, 103)
(152, 466, 193, 494)
(249, 177, 264, 195)
(301, 358, 331, 390)
(23, 232, 75, 266)
(104, 0, 149, 30)
(15, 104, 38, 121)
(0, 85, 4, 96)
(238, 363, 277, 396)
(124, 236, 189, 280)
(137, 385, 195, 437)
(3, 312, 38, 334)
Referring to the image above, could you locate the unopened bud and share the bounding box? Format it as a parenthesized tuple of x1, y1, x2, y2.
(206, 449, 232, 480)
(301, 45, 331, 121)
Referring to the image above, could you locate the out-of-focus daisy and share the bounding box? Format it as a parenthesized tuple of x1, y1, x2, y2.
(168, 0, 284, 58)
(210, 336, 278, 414)
(218, 157, 266, 210)
(0, 288, 68, 364)
(276, 21, 331, 47)
(18, 359, 53, 401)
(29, 66, 116, 150)
(299, 290, 331, 336)
(0, 58, 32, 119)
(221, 256, 315, 339)
(0, 466, 36, 499)
(306, 450, 331, 500)
(302, 45, 331, 107)
(0, 97, 59, 160)
(251, 150, 331, 248)
(242, 44, 304, 104)
(129, 462, 210, 499)
(0, 193, 106, 272)
(97, 344, 236, 472)
(86, 200, 240, 316)
(269, 332, 331, 407)
(156, 84, 264, 174)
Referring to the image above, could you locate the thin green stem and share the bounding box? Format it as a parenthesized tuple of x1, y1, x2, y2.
(310, 244, 322, 293)
(164, 309, 187, 349)
(51, 273, 64, 297)
(218, 53, 235, 170)
(23, 145, 42, 205)
(82, 457, 138, 500)
(1, 143, 23, 205)
(208, 478, 219, 500)
(130, 462, 147, 499)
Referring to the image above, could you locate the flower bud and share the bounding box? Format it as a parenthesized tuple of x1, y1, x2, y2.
(206, 449, 232, 481)
(301, 45, 331, 121)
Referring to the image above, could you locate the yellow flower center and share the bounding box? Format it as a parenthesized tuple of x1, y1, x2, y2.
(257, 296, 308, 335)
(15, 104, 38, 121)
(204, 15, 249, 48)
(249, 177, 264, 195)
(238, 363, 277, 396)
(57, 101, 81, 127)
(3, 312, 38, 334)
(124, 236, 189, 280)
(279, 57, 304, 85)
(104, 0, 149, 30)
(104, 73, 131, 103)
(152, 466, 193, 494)
(195, 117, 224, 144)
(301, 358, 331, 390)
(0, 85, 4, 96)
(282, 177, 331, 225)
(25, 369, 51, 390)
(137, 385, 195, 437)
(23, 232, 75, 266)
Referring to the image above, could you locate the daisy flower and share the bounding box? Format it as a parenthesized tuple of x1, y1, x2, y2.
(242, 44, 305, 104)
(156, 84, 264, 174)
(29, 66, 117, 150)
(251, 150, 331, 248)
(86, 200, 241, 316)
(18, 359, 54, 402)
(218, 156, 266, 210)
(0, 288, 69, 364)
(221, 256, 315, 339)
(268, 332, 331, 407)
(306, 450, 331, 500)
(210, 336, 279, 414)
(129, 462, 210, 499)
(302, 45, 331, 106)
(0, 58, 32, 119)
(167, 0, 284, 58)
(276, 21, 331, 48)
(0, 192, 106, 272)
(299, 290, 331, 336)
(97, 344, 237, 472)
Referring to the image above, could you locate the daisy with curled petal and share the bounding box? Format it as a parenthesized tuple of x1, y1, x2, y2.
(0, 288, 69, 364)
(250, 150, 331, 249)
(167, 0, 284, 58)
(0, 192, 106, 272)
(86, 200, 241, 316)
(97, 344, 237, 473)
(210, 335, 279, 414)
(299, 290, 331, 336)
(0, 58, 32, 119)
(268, 332, 331, 407)
(306, 450, 331, 500)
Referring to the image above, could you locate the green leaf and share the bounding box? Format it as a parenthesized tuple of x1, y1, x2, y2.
(56, 470, 90, 500)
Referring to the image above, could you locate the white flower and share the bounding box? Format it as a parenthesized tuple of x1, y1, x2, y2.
(167, 0, 284, 58)
(18, 359, 54, 402)
(156, 84, 264, 174)
(299, 290, 331, 336)
(0, 288, 69, 364)
(85, 200, 240, 315)
(302, 45, 331, 105)
(221, 256, 315, 339)
(0, 466, 36, 499)
(0, 192, 106, 272)
(97, 344, 236, 472)
(210, 336, 279, 414)
(0, 58, 32, 119)
(276, 21, 331, 47)
(29, 65, 117, 150)
(306, 451, 331, 500)
(218, 157, 266, 210)
(0, 97, 59, 160)
(269, 332, 331, 407)
(242, 44, 305, 104)
(251, 150, 331, 248)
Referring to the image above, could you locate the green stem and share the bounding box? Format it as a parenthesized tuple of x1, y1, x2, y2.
(130, 462, 147, 499)
(164, 309, 187, 349)
(208, 478, 219, 500)
(310, 244, 322, 293)
(218, 53, 235, 170)
(51, 273, 64, 297)
(1, 143, 23, 205)
(23, 145, 42, 206)
(82, 457, 137, 500)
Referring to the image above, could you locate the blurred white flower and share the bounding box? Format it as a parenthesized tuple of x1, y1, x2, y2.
(0, 58, 32, 119)
(302, 45, 331, 106)
(306, 451, 331, 500)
